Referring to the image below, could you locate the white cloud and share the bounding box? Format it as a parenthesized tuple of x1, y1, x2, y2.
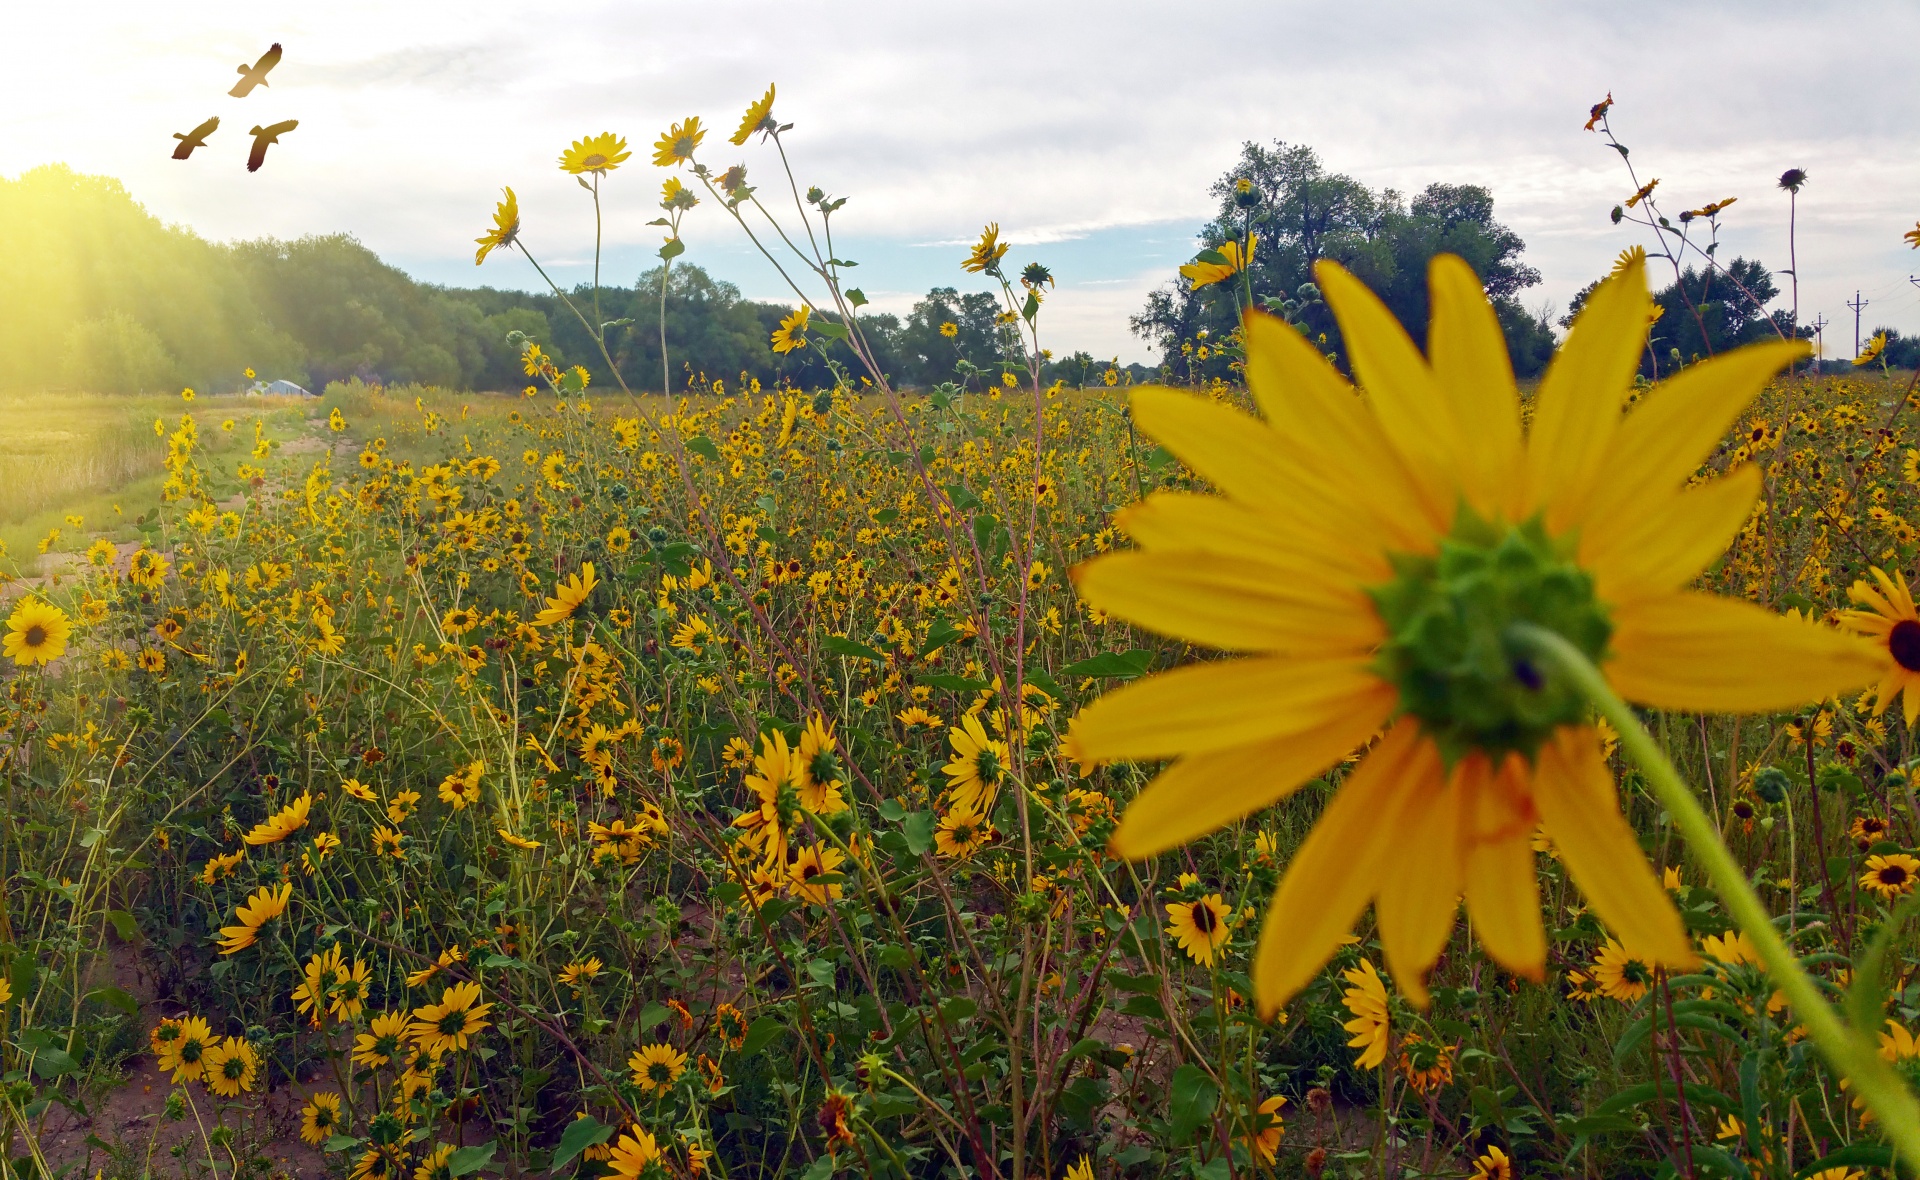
(4, 0, 1917, 364)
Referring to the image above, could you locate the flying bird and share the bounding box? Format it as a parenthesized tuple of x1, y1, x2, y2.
(246, 120, 298, 172)
(170, 116, 220, 159)
(229, 43, 283, 97)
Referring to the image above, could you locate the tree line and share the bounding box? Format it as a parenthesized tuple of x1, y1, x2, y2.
(0, 165, 1142, 396)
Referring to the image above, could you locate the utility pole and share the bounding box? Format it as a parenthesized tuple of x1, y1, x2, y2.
(1847, 290, 1869, 358)
(1811, 313, 1829, 367)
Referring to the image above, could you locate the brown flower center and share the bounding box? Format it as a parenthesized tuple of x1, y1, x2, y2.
(1192, 903, 1218, 934)
(1881, 865, 1910, 886)
(23, 625, 45, 646)
(1891, 619, 1920, 672)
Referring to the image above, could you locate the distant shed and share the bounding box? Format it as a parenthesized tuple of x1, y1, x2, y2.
(259, 379, 312, 397)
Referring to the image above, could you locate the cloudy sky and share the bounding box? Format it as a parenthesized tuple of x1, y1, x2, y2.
(5, 1, 1917, 363)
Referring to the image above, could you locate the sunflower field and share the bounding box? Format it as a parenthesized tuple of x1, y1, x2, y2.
(6, 88, 1920, 1180)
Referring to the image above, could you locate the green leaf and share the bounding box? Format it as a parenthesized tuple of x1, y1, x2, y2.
(323, 1134, 363, 1154)
(903, 811, 936, 856)
(1062, 650, 1154, 680)
(801, 1155, 836, 1180)
(1166, 1063, 1219, 1141)
(739, 1016, 785, 1058)
(821, 635, 885, 663)
(940, 996, 977, 1022)
(550, 1117, 612, 1172)
(846, 288, 868, 308)
(876, 800, 906, 822)
(813, 320, 851, 342)
(657, 238, 686, 262)
(104, 910, 141, 943)
(447, 1142, 497, 1177)
(684, 436, 720, 462)
(918, 622, 964, 655)
(637, 1002, 671, 1030)
(1794, 1144, 1894, 1178)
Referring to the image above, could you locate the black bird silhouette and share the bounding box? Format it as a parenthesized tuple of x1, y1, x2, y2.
(246, 120, 298, 172)
(170, 116, 220, 159)
(229, 43, 282, 97)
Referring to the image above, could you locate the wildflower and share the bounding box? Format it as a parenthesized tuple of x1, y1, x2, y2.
(473, 187, 519, 265)
(497, 828, 543, 851)
(1778, 168, 1808, 193)
(1469, 1145, 1514, 1180)
(438, 762, 483, 810)
(413, 1145, 456, 1180)
(795, 714, 848, 814)
(409, 982, 491, 1058)
(301, 1092, 344, 1145)
(715, 1003, 749, 1050)
(1065, 1158, 1095, 1180)
(5, 599, 71, 666)
(652, 117, 704, 168)
(1624, 178, 1660, 207)
(1841, 569, 1920, 725)
(535, 563, 597, 627)
(1906, 222, 1920, 250)
(340, 777, 376, 802)
(128, 547, 168, 587)
(1583, 91, 1612, 130)
(559, 958, 602, 992)
(560, 132, 631, 175)
(818, 1091, 856, 1153)
(200, 849, 246, 884)
(160, 1015, 215, 1082)
(1590, 938, 1652, 1002)
(629, 1042, 688, 1095)
(352, 1148, 409, 1180)
(1850, 814, 1893, 850)
(353, 1011, 409, 1067)
(217, 882, 292, 954)
(788, 843, 846, 904)
(1396, 1034, 1455, 1094)
(1855, 332, 1888, 367)
(943, 713, 1009, 815)
(730, 83, 776, 145)
(372, 826, 404, 858)
(1180, 236, 1256, 290)
(606, 525, 632, 554)
(331, 957, 372, 1021)
(962, 223, 1009, 275)
(1860, 853, 1920, 901)
(1341, 960, 1390, 1068)
(203, 1036, 260, 1096)
(387, 790, 421, 823)
(935, 808, 993, 858)
(244, 793, 311, 845)
(771, 305, 810, 354)
(137, 648, 167, 674)
(605, 1127, 661, 1180)
(940, 321, 958, 338)
(1242, 1094, 1286, 1164)
(1071, 254, 1875, 1013)
(293, 944, 344, 1023)
(1165, 893, 1233, 966)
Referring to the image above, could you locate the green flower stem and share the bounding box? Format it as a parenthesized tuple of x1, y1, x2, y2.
(1514, 623, 1920, 1159)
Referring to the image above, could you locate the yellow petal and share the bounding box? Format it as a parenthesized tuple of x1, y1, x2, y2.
(1117, 491, 1390, 583)
(1374, 769, 1463, 1008)
(1580, 339, 1805, 533)
(1072, 551, 1382, 654)
(1460, 753, 1546, 978)
(1106, 679, 1396, 858)
(1609, 592, 1883, 713)
(1240, 310, 1444, 550)
(1254, 720, 1438, 1015)
(1426, 254, 1523, 519)
(1533, 727, 1694, 966)
(1074, 654, 1386, 760)
(1523, 256, 1651, 531)
(1585, 466, 1761, 606)
(1315, 260, 1464, 513)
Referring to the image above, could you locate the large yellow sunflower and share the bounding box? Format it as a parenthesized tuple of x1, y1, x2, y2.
(473, 187, 519, 265)
(408, 981, 491, 1058)
(558, 132, 631, 176)
(628, 1042, 688, 1095)
(203, 1036, 260, 1097)
(1340, 959, 1390, 1068)
(1165, 893, 1233, 966)
(731, 83, 777, 146)
(1179, 235, 1256, 291)
(300, 1092, 343, 1145)
(770, 305, 809, 355)
(1070, 252, 1880, 1013)
(533, 563, 597, 627)
(243, 792, 311, 845)
(5, 598, 71, 666)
